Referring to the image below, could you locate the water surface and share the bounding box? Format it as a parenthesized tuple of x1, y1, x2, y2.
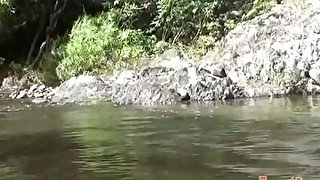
(0, 96, 320, 179)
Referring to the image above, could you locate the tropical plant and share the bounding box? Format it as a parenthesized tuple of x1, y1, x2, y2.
(56, 11, 153, 80)
(0, 0, 284, 81)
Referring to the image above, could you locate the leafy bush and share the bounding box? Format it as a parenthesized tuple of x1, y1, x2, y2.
(150, 0, 258, 43)
(38, 35, 68, 84)
(0, 0, 11, 7)
(55, 0, 280, 81)
(0, 0, 283, 80)
(184, 35, 217, 58)
(56, 11, 153, 80)
(151, 0, 220, 43)
(243, 0, 279, 20)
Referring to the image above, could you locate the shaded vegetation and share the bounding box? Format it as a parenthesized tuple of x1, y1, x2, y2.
(0, 0, 282, 82)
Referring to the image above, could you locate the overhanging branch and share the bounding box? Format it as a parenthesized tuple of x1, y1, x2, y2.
(32, 0, 68, 68)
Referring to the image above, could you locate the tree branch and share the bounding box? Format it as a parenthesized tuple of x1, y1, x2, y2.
(26, 3, 47, 65)
(32, 0, 68, 68)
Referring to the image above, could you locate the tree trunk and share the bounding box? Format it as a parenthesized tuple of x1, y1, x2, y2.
(26, 4, 47, 65)
(32, 0, 68, 68)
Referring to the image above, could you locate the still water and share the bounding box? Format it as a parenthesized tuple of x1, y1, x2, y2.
(0, 96, 320, 180)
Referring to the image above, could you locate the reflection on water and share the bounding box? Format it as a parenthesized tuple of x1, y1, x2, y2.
(0, 96, 320, 179)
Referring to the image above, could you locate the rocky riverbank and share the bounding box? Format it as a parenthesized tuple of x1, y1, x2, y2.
(1, 0, 320, 105)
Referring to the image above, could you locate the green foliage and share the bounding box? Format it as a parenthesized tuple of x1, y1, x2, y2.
(0, 0, 25, 35)
(56, 11, 153, 80)
(38, 35, 68, 84)
(151, 0, 221, 43)
(243, 0, 279, 20)
(0, 0, 284, 81)
(185, 35, 217, 58)
(47, 0, 282, 80)
(0, 0, 12, 13)
(112, 1, 143, 28)
(0, 0, 11, 7)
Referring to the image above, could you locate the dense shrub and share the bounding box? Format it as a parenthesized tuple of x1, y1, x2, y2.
(243, 0, 279, 20)
(0, 0, 284, 81)
(152, 0, 216, 42)
(56, 11, 153, 80)
(48, 0, 283, 80)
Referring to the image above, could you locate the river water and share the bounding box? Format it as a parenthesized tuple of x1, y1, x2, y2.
(0, 96, 320, 180)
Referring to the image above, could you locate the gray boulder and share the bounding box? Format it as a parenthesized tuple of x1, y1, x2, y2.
(31, 1, 320, 106)
(112, 48, 243, 105)
(201, 1, 320, 97)
(50, 75, 112, 105)
(307, 68, 320, 94)
(112, 49, 192, 105)
(309, 69, 320, 85)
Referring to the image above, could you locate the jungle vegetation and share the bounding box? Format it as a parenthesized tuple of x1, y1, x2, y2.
(0, 0, 281, 83)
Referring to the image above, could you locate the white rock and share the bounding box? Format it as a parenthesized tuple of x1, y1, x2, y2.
(38, 84, 46, 91)
(28, 84, 38, 94)
(187, 67, 197, 86)
(309, 68, 320, 84)
(177, 88, 188, 97)
(34, 92, 44, 98)
(16, 89, 28, 99)
(115, 70, 135, 85)
(32, 98, 47, 104)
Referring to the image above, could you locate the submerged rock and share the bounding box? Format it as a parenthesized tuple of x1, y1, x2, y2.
(32, 98, 48, 104)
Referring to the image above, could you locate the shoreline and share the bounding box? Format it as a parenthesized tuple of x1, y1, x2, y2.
(1, 1, 320, 106)
(0, 48, 315, 106)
